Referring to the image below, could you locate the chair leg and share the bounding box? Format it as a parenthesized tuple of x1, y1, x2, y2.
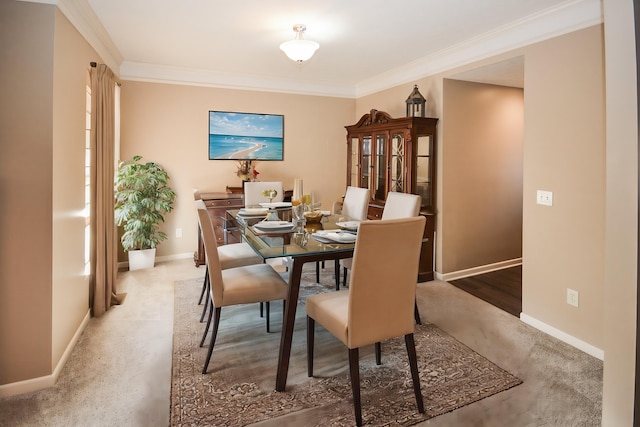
(202, 307, 222, 374)
(198, 269, 209, 305)
(199, 299, 214, 347)
(414, 302, 422, 325)
(405, 333, 425, 414)
(348, 348, 362, 426)
(334, 259, 340, 290)
(199, 278, 210, 323)
(307, 316, 315, 377)
(343, 267, 348, 287)
(315, 261, 320, 283)
(266, 301, 271, 333)
(375, 342, 382, 365)
(260, 302, 264, 317)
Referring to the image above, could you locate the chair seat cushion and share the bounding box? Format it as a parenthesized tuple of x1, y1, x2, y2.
(306, 290, 349, 346)
(339, 258, 353, 269)
(218, 243, 262, 270)
(221, 264, 288, 307)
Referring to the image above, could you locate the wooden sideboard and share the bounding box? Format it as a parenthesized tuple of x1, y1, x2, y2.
(194, 192, 244, 266)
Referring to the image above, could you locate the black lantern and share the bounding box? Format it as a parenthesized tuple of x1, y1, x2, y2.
(405, 84, 426, 117)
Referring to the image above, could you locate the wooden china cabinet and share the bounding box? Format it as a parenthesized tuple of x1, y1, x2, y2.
(345, 109, 438, 281)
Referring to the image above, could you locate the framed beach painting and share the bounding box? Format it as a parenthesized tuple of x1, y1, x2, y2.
(208, 111, 284, 160)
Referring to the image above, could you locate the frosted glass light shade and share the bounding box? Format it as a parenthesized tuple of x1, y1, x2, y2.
(280, 39, 319, 62)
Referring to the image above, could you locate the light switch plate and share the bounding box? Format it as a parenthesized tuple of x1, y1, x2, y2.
(536, 190, 553, 206)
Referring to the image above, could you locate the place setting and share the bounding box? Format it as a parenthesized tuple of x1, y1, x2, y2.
(311, 229, 358, 244)
(237, 207, 269, 217)
(251, 220, 296, 234)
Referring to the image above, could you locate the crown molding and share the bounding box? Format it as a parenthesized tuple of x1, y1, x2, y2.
(355, 0, 603, 97)
(55, 0, 123, 74)
(120, 61, 357, 98)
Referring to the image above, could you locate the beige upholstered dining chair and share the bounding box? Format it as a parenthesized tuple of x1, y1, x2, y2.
(336, 186, 370, 221)
(339, 191, 421, 286)
(243, 181, 284, 207)
(196, 206, 288, 375)
(306, 216, 427, 426)
(326, 186, 370, 289)
(194, 199, 263, 323)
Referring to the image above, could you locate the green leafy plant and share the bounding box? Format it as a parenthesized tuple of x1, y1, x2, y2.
(114, 155, 176, 252)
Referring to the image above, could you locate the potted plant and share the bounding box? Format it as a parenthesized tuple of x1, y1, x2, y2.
(114, 155, 176, 270)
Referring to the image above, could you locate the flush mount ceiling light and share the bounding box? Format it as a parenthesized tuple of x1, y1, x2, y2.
(279, 24, 319, 62)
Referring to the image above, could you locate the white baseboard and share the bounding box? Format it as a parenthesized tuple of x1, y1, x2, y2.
(437, 258, 522, 282)
(520, 313, 604, 360)
(118, 252, 194, 270)
(0, 310, 91, 397)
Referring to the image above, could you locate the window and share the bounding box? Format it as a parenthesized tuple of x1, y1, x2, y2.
(84, 75, 91, 275)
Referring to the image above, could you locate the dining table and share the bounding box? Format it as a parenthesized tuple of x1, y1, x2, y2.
(226, 206, 357, 392)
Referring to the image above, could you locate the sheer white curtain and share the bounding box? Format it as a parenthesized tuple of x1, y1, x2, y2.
(89, 63, 123, 317)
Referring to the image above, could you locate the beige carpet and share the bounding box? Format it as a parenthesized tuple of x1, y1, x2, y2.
(171, 269, 522, 426)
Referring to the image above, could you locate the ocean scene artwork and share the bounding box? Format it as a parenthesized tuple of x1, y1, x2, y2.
(209, 111, 284, 160)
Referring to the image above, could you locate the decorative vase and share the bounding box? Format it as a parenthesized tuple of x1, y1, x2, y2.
(128, 248, 156, 271)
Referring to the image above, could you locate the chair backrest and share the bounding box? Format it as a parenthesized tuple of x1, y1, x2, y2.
(341, 186, 370, 221)
(347, 216, 426, 348)
(381, 192, 421, 220)
(194, 198, 207, 210)
(244, 181, 284, 207)
(196, 206, 225, 307)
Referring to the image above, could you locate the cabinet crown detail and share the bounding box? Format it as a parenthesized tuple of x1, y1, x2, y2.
(358, 109, 393, 127)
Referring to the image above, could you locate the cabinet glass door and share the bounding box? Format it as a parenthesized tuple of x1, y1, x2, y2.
(390, 132, 405, 193)
(361, 136, 371, 190)
(416, 135, 432, 208)
(349, 137, 359, 187)
(374, 133, 387, 200)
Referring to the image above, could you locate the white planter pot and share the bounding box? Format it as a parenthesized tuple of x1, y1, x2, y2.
(128, 248, 156, 271)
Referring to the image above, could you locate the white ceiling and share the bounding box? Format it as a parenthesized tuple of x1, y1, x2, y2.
(58, 0, 602, 97)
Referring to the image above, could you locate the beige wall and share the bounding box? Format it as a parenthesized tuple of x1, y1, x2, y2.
(52, 8, 95, 371)
(442, 80, 523, 273)
(522, 25, 605, 350)
(119, 82, 355, 261)
(1, 2, 96, 388)
(602, 0, 637, 424)
(0, 0, 55, 385)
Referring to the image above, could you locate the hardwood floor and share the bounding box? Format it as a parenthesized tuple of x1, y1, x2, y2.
(448, 265, 522, 317)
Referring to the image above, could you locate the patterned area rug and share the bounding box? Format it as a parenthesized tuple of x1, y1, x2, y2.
(171, 266, 522, 426)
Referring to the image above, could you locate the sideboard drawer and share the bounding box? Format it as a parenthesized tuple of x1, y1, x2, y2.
(205, 198, 243, 208)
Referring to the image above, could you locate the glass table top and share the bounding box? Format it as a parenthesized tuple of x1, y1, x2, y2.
(227, 209, 356, 260)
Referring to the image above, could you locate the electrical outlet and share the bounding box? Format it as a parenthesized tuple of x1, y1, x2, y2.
(536, 190, 553, 206)
(567, 288, 579, 307)
(176, 228, 183, 238)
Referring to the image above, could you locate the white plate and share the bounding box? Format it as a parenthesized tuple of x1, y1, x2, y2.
(336, 221, 361, 231)
(238, 208, 268, 216)
(253, 221, 295, 231)
(258, 202, 292, 208)
(314, 230, 357, 243)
